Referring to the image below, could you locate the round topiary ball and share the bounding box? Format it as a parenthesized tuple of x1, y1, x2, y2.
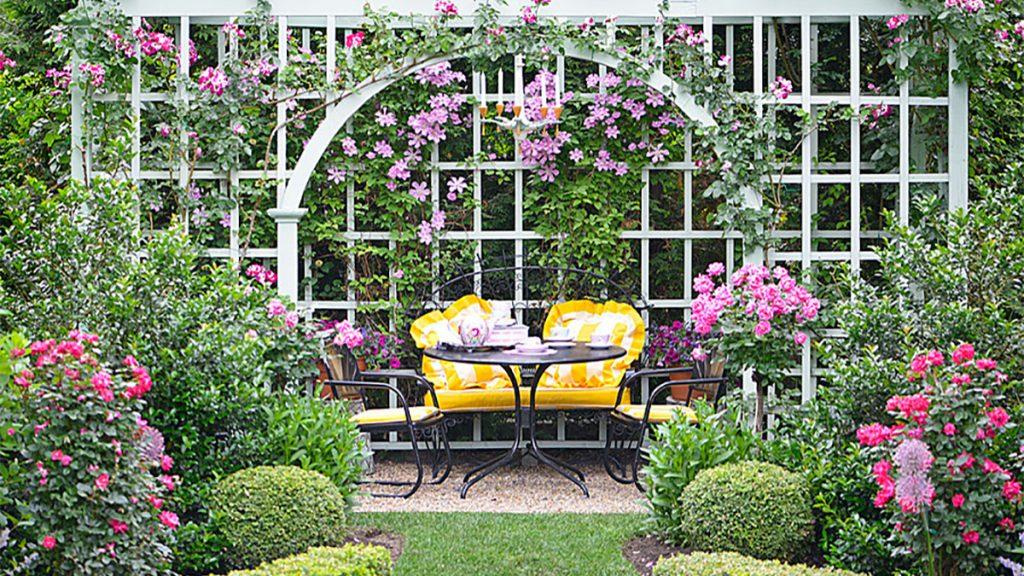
(677, 461, 813, 561)
(212, 465, 348, 568)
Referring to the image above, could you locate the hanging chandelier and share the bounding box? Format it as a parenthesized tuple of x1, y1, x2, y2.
(477, 55, 563, 142)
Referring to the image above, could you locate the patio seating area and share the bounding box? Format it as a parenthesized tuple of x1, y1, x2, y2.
(1, 0, 1023, 575)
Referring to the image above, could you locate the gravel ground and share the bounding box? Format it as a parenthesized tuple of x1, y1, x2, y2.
(355, 449, 647, 514)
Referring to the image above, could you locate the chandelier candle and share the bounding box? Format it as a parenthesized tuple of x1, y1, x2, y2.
(496, 69, 504, 115)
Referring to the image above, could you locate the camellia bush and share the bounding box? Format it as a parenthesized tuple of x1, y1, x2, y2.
(856, 344, 1022, 576)
(0, 331, 178, 575)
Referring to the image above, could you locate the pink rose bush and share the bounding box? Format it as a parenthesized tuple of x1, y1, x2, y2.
(2, 331, 176, 574)
(856, 344, 1021, 576)
(690, 262, 820, 428)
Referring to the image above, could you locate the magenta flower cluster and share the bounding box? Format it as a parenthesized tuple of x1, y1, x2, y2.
(690, 262, 819, 340)
(857, 344, 1021, 570)
(322, 319, 403, 369)
(8, 331, 178, 567)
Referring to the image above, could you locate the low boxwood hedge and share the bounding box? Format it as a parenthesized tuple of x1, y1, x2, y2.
(677, 461, 813, 561)
(221, 545, 392, 576)
(653, 552, 866, 576)
(212, 466, 348, 568)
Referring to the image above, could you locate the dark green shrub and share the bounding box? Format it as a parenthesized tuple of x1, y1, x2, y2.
(643, 403, 758, 540)
(212, 466, 348, 569)
(220, 545, 391, 576)
(653, 552, 865, 576)
(678, 462, 813, 562)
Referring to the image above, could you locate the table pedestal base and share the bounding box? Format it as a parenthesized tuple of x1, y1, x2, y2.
(460, 364, 590, 499)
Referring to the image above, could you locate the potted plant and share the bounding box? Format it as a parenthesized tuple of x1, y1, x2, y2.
(647, 321, 696, 401)
(690, 262, 820, 431)
(318, 319, 404, 404)
(647, 321, 725, 402)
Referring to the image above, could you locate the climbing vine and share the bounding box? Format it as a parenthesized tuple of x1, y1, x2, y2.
(48, 0, 1024, 324)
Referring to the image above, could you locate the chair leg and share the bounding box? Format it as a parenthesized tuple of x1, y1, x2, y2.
(428, 423, 453, 485)
(603, 420, 637, 485)
(362, 425, 425, 499)
(630, 423, 649, 494)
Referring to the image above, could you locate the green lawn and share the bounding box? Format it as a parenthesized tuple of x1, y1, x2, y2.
(353, 512, 645, 576)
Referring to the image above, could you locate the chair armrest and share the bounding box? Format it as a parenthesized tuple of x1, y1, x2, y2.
(361, 370, 440, 408)
(323, 379, 417, 425)
(647, 377, 727, 411)
(613, 366, 697, 407)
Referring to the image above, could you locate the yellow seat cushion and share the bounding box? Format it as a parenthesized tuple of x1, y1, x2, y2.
(352, 406, 440, 426)
(426, 386, 620, 412)
(614, 404, 697, 424)
(410, 295, 518, 391)
(539, 300, 645, 389)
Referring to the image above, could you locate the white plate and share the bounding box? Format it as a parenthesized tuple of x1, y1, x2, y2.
(509, 348, 557, 356)
(547, 341, 577, 348)
(587, 342, 612, 349)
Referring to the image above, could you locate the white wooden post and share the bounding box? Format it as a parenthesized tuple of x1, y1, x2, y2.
(269, 208, 308, 301)
(947, 40, 969, 210)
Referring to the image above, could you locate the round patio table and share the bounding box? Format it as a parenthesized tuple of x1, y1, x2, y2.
(424, 343, 626, 498)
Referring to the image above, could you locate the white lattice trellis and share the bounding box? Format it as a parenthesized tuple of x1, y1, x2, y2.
(77, 0, 970, 449)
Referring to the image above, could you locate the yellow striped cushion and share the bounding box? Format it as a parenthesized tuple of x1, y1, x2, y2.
(352, 406, 440, 425)
(539, 300, 645, 388)
(410, 295, 517, 391)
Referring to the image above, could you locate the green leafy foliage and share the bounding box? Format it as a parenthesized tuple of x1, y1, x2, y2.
(642, 403, 758, 541)
(762, 404, 907, 576)
(220, 545, 392, 576)
(653, 552, 866, 576)
(251, 394, 364, 508)
(677, 462, 813, 562)
(829, 188, 1024, 396)
(0, 74, 68, 186)
(211, 466, 348, 570)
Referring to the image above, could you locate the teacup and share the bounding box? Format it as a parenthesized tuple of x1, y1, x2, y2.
(589, 333, 611, 347)
(549, 326, 571, 340)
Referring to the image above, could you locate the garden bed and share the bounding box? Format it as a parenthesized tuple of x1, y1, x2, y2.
(621, 535, 686, 576)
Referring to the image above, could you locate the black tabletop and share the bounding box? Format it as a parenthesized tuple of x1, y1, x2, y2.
(424, 343, 626, 367)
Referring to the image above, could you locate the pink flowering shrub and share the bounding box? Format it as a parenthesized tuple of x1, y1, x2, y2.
(856, 344, 1021, 576)
(691, 262, 820, 427)
(1, 331, 176, 574)
(322, 319, 403, 370)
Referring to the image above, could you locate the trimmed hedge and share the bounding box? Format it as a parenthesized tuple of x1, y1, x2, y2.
(653, 552, 866, 576)
(221, 545, 392, 576)
(212, 466, 348, 568)
(677, 462, 813, 561)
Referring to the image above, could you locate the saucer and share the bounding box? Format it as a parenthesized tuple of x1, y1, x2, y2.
(545, 335, 574, 342)
(586, 342, 612, 349)
(515, 343, 550, 354)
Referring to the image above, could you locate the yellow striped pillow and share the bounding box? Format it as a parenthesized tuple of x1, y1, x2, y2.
(539, 300, 645, 388)
(409, 295, 517, 391)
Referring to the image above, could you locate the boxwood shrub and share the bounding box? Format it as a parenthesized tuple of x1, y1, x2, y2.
(212, 466, 348, 568)
(677, 461, 813, 561)
(220, 545, 392, 576)
(653, 552, 866, 576)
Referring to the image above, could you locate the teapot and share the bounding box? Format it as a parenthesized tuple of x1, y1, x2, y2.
(458, 314, 491, 347)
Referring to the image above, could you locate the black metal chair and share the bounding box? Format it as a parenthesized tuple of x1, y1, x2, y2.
(324, 370, 452, 498)
(603, 368, 726, 493)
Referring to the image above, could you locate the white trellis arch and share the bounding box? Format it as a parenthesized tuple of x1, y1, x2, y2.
(85, 0, 969, 446)
(271, 41, 725, 301)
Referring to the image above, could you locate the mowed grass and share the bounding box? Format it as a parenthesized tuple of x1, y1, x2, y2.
(353, 512, 644, 576)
